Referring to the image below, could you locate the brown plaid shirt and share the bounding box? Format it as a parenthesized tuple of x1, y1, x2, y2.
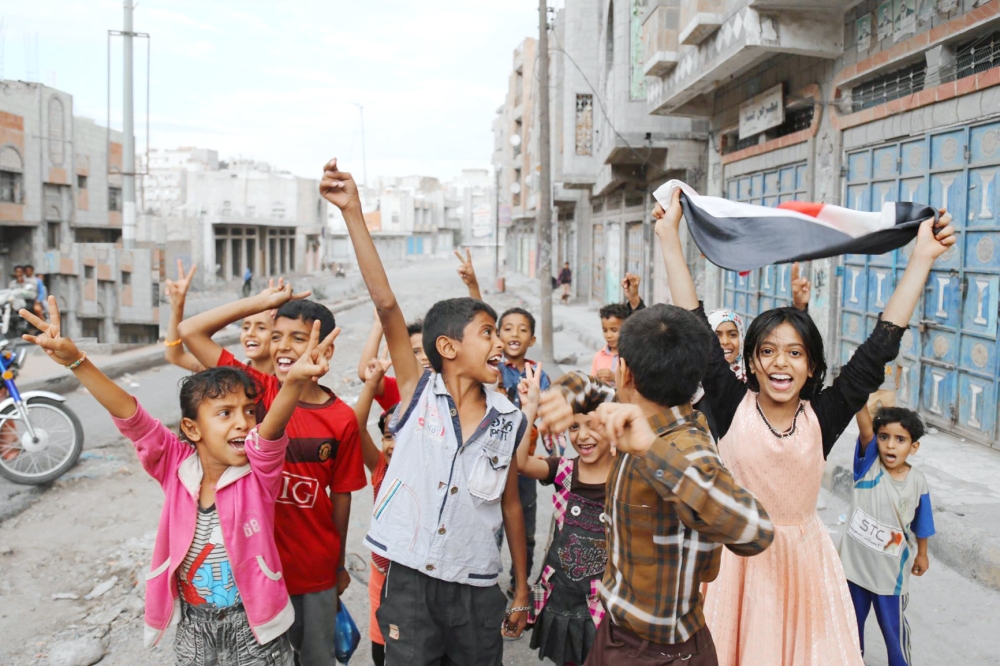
(554, 373, 775, 645)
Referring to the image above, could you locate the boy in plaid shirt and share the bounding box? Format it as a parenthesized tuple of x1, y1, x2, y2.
(538, 304, 774, 665)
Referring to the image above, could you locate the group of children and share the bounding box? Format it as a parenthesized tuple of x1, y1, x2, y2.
(14, 160, 952, 666)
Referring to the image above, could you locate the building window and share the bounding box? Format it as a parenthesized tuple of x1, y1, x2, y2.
(47, 222, 61, 250)
(850, 63, 926, 113)
(0, 170, 23, 204)
(84, 265, 95, 279)
(575, 94, 594, 156)
(957, 30, 1000, 80)
(77, 174, 87, 189)
(109, 187, 122, 211)
(121, 270, 131, 285)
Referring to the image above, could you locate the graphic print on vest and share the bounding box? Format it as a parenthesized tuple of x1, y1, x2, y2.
(847, 507, 905, 557)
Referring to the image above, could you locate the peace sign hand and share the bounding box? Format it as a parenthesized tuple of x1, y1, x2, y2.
(19, 296, 82, 367)
(285, 321, 339, 384)
(517, 363, 543, 409)
(454, 248, 478, 287)
(790, 262, 811, 311)
(165, 259, 197, 309)
(363, 348, 393, 384)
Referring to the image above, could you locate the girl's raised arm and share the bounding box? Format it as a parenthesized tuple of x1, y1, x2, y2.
(20, 297, 136, 419)
(653, 189, 699, 310)
(163, 260, 206, 373)
(882, 214, 956, 326)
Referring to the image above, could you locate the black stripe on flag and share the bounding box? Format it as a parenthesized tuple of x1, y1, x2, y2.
(679, 198, 937, 272)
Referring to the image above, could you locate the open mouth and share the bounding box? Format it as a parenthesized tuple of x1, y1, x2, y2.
(487, 355, 502, 372)
(883, 453, 897, 465)
(244, 340, 261, 350)
(506, 341, 522, 352)
(768, 373, 793, 392)
(577, 443, 596, 456)
(228, 437, 246, 453)
(723, 348, 735, 360)
(276, 356, 296, 373)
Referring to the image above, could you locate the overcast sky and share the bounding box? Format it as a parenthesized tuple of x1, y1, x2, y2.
(2, 1, 544, 182)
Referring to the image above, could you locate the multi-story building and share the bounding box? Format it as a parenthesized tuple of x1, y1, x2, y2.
(139, 149, 326, 286)
(325, 175, 455, 268)
(0, 80, 161, 343)
(495, 2, 708, 305)
(641, 0, 1000, 447)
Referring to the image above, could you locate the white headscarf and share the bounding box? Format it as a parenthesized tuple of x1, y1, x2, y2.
(708, 309, 746, 382)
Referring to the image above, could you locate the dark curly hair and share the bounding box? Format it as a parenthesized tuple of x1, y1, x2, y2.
(873, 407, 926, 442)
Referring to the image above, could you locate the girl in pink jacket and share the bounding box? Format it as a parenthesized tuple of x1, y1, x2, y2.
(20, 296, 339, 666)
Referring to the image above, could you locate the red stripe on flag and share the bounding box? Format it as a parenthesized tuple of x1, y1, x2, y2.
(776, 201, 825, 218)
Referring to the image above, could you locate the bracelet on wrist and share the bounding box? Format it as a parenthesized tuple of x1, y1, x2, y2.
(65, 352, 87, 371)
(164, 338, 183, 347)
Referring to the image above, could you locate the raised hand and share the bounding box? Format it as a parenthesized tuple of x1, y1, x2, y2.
(165, 259, 197, 309)
(791, 262, 811, 311)
(363, 348, 393, 384)
(621, 272, 640, 301)
(19, 297, 82, 367)
(454, 248, 478, 286)
(595, 368, 615, 385)
(256, 277, 311, 311)
(537, 388, 574, 434)
(913, 211, 957, 262)
(517, 363, 543, 409)
(654, 188, 684, 239)
(319, 158, 361, 212)
(593, 402, 657, 457)
(285, 321, 340, 384)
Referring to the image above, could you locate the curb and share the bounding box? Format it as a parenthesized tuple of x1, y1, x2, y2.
(822, 463, 1000, 593)
(17, 291, 372, 396)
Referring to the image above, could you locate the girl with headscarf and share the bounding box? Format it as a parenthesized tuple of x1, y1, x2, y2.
(707, 309, 746, 382)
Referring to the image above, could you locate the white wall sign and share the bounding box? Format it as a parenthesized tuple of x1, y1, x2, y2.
(472, 204, 492, 238)
(739, 84, 785, 140)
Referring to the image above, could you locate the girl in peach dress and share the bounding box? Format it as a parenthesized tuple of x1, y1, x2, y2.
(652, 188, 956, 666)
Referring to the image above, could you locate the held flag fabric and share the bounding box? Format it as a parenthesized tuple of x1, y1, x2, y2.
(652, 180, 938, 273)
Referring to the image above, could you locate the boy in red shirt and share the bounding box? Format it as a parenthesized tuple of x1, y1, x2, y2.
(179, 285, 366, 666)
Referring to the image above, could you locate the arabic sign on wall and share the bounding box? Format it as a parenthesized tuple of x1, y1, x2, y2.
(739, 84, 785, 140)
(472, 204, 492, 238)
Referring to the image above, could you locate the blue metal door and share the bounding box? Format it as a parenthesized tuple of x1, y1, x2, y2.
(721, 163, 808, 326)
(842, 122, 1000, 446)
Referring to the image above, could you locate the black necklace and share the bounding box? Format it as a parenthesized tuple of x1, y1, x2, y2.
(755, 398, 804, 439)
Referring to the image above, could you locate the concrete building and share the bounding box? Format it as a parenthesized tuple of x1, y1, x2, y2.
(444, 168, 496, 249)
(326, 175, 455, 269)
(0, 80, 161, 343)
(494, 2, 708, 306)
(640, 0, 1000, 448)
(139, 149, 326, 287)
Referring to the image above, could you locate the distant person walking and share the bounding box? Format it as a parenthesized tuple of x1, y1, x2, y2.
(558, 262, 572, 304)
(242, 266, 252, 297)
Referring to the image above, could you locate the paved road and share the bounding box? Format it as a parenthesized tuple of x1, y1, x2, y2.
(1, 256, 998, 665)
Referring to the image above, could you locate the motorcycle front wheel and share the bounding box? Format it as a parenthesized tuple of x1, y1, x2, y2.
(0, 397, 85, 485)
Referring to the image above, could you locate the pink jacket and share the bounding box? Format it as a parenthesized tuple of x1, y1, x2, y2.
(113, 403, 294, 647)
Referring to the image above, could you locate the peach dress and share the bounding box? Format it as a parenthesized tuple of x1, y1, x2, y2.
(702, 393, 863, 666)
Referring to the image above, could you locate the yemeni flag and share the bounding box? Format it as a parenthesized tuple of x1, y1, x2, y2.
(652, 181, 938, 273)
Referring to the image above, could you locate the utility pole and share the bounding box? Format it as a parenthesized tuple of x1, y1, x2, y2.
(349, 102, 369, 200)
(122, 0, 136, 248)
(537, 0, 556, 366)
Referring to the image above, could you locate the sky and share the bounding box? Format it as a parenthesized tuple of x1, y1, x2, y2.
(1, 1, 546, 182)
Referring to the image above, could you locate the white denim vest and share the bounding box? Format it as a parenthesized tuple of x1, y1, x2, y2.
(365, 371, 525, 586)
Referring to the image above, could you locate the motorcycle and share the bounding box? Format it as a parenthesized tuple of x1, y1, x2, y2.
(0, 310, 85, 485)
(0, 289, 31, 341)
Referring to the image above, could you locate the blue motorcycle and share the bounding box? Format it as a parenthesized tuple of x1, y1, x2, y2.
(0, 333, 84, 485)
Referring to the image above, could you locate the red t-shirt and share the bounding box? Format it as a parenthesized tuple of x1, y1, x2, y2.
(375, 376, 401, 412)
(218, 349, 367, 595)
(370, 453, 391, 573)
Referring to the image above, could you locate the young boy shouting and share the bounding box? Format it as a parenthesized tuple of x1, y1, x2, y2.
(840, 405, 935, 666)
(321, 158, 532, 664)
(538, 304, 774, 665)
(498, 306, 550, 587)
(179, 288, 366, 666)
